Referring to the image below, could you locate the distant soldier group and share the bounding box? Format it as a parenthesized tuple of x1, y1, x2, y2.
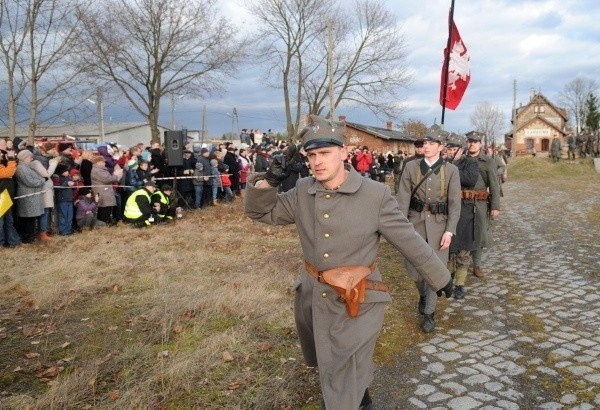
(566, 132, 600, 160)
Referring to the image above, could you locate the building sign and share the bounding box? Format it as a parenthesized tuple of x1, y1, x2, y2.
(525, 128, 551, 137)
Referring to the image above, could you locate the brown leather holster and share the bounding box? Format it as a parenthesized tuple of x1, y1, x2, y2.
(461, 189, 489, 200)
(304, 261, 389, 318)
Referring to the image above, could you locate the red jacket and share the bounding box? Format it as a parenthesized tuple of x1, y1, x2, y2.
(220, 173, 231, 187)
(355, 151, 372, 173)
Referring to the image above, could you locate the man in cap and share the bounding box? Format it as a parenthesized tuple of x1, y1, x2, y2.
(123, 180, 159, 227)
(245, 114, 453, 409)
(466, 133, 501, 278)
(444, 133, 479, 299)
(396, 133, 461, 332)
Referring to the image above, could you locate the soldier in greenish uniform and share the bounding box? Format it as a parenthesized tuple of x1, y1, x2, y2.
(245, 114, 453, 409)
(466, 134, 502, 278)
(396, 133, 461, 332)
(444, 134, 479, 299)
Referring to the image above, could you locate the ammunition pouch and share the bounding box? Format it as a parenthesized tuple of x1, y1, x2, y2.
(409, 197, 448, 215)
(461, 189, 489, 200)
(427, 202, 448, 215)
(409, 197, 424, 212)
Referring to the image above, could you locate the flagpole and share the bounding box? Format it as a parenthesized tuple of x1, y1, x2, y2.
(440, 0, 456, 127)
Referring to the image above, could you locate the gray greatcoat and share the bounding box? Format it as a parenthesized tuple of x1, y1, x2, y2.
(470, 153, 501, 248)
(245, 166, 450, 409)
(396, 159, 461, 280)
(91, 164, 120, 207)
(15, 163, 46, 218)
(28, 159, 57, 209)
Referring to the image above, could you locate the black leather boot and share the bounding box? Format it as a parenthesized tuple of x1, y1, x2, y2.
(359, 388, 373, 410)
(421, 313, 435, 333)
(418, 295, 426, 315)
(453, 285, 465, 299)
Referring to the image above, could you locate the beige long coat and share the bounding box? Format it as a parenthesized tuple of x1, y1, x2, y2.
(245, 166, 450, 409)
(396, 159, 462, 280)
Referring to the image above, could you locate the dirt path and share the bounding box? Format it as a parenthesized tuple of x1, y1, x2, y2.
(372, 179, 600, 409)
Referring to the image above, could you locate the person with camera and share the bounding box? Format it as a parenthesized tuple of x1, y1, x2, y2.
(396, 133, 461, 333)
(0, 139, 21, 248)
(245, 114, 453, 409)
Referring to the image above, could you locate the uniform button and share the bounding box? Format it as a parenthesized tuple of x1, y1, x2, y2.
(321, 292, 327, 298)
(324, 233, 330, 238)
(323, 213, 330, 219)
(323, 253, 329, 258)
(325, 194, 331, 199)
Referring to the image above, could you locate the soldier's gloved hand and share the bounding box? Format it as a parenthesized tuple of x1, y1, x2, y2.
(436, 279, 454, 298)
(264, 154, 289, 187)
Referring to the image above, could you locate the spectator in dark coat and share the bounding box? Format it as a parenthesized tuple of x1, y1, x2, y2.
(223, 146, 241, 193)
(177, 150, 196, 209)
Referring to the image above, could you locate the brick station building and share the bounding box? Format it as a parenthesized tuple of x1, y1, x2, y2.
(505, 92, 568, 156)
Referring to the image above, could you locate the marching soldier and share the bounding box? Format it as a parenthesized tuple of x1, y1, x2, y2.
(396, 133, 461, 332)
(466, 134, 502, 278)
(245, 114, 453, 409)
(444, 134, 480, 299)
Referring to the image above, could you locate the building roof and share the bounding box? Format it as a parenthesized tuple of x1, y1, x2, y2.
(0, 122, 169, 139)
(515, 93, 568, 121)
(345, 121, 418, 142)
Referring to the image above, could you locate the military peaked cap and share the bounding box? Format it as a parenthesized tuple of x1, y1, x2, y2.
(299, 114, 345, 151)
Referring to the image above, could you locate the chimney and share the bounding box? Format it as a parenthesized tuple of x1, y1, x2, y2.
(386, 120, 393, 130)
(338, 115, 346, 123)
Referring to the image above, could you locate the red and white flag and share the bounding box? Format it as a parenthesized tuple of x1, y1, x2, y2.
(440, 20, 470, 110)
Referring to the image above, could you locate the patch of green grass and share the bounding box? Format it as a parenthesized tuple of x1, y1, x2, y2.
(508, 157, 600, 181)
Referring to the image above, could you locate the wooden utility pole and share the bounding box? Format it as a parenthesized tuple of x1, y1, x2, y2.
(511, 79, 517, 157)
(327, 19, 334, 119)
(96, 87, 105, 144)
(201, 105, 206, 145)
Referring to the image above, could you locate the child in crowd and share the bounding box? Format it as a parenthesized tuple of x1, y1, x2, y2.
(209, 159, 221, 205)
(126, 159, 144, 192)
(55, 164, 75, 235)
(219, 164, 234, 203)
(75, 188, 106, 230)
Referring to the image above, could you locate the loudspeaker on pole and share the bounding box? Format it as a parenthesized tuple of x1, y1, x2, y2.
(164, 130, 185, 167)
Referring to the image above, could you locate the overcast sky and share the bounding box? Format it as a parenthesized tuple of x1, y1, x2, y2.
(105, 0, 600, 138)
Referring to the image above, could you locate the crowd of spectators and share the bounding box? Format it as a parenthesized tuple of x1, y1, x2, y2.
(1, 130, 429, 249)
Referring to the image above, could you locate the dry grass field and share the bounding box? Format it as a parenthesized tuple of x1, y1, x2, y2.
(1, 156, 598, 408)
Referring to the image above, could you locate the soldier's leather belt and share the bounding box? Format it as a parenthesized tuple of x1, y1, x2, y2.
(461, 189, 489, 200)
(304, 261, 389, 318)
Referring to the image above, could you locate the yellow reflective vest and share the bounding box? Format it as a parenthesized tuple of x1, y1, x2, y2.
(124, 188, 151, 220)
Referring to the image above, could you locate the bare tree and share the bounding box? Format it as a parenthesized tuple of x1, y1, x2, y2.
(248, 0, 410, 137)
(469, 102, 506, 146)
(303, 0, 411, 120)
(558, 77, 599, 134)
(23, 0, 85, 143)
(399, 119, 428, 139)
(76, 0, 248, 143)
(0, 1, 29, 139)
(247, 0, 330, 138)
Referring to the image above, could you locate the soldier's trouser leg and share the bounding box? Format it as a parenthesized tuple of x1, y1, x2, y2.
(294, 277, 317, 367)
(416, 279, 437, 315)
(453, 250, 471, 286)
(472, 246, 484, 267)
